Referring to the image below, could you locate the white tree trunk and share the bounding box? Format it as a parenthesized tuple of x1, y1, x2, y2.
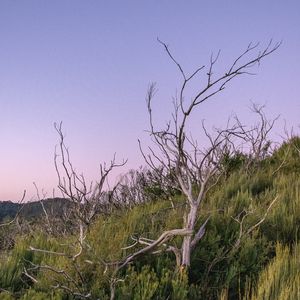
(181, 204, 198, 267)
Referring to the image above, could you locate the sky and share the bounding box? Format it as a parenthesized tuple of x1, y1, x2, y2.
(0, 1, 299, 201)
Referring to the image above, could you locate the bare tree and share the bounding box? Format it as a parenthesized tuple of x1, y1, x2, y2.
(234, 103, 280, 169)
(53, 122, 126, 257)
(25, 123, 126, 297)
(136, 40, 281, 269)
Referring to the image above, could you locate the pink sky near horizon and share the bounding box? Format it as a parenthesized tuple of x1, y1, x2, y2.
(0, 1, 299, 201)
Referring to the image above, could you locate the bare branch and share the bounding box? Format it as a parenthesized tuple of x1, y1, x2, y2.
(118, 228, 193, 270)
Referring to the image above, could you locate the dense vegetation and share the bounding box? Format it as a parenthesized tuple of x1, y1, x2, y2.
(1, 136, 299, 299)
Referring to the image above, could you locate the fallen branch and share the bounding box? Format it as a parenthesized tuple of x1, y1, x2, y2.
(118, 228, 193, 269)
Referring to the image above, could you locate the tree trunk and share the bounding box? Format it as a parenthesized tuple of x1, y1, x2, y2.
(181, 204, 197, 267)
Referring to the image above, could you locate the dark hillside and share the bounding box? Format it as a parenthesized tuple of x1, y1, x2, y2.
(0, 198, 71, 222)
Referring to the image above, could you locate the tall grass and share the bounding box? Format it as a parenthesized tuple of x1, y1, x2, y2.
(243, 243, 300, 300)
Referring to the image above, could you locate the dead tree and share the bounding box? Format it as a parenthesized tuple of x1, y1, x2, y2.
(137, 40, 281, 269)
(234, 103, 280, 170)
(25, 123, 126, 297)
(53, 122, 126, 256)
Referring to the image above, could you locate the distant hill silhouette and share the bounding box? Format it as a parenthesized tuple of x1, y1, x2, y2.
(0, 198, 71, 221)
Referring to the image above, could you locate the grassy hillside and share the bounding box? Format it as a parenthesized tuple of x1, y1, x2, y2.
(0, 137, 299, 299)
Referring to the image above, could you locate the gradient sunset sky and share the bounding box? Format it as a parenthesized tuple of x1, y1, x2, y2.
(0, 1, 299, 201)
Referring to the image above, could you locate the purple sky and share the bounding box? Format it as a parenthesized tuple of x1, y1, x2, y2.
(0, 1, 299, 201)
